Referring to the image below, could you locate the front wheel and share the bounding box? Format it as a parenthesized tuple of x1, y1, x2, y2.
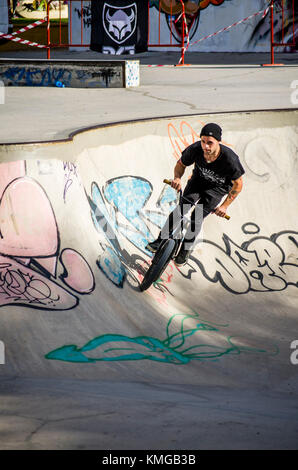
(140, 239, 176, 291)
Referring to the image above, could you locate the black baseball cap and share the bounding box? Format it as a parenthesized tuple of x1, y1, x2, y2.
(200, 123, 222, 141)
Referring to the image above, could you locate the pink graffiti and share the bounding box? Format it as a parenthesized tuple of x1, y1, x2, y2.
(0, 176, 58, 257)
(0, 161, 26, 199)
(60, 248, 95, 294)
(0, 161, 95, 310)
(137, 259, 176, 306)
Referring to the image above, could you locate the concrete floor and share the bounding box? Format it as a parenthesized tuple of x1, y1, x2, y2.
(0, 52, 297, 144)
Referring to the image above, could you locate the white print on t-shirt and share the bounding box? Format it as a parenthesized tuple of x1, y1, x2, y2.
(199, 167, 226, 185)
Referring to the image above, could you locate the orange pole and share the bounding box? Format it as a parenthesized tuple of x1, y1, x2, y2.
(271, 0, 274, 65)
(170, 0, 173, 46)
(81, 0, 83, 45)
(70, 0, 72, 45)
(59, 0, 62, 45)
(179, 0, 185, 65)
(281, 0, 284, 44)
(147, 0, 150, 46)
(47, 0, 51, 59)
(292, 0, 295, 48)
(158, 0, 161, 45)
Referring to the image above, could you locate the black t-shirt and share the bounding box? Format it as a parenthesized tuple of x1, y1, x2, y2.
(181, 141, 245, 194)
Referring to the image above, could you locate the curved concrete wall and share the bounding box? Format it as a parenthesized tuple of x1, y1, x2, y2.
(0, 109, 297, 395)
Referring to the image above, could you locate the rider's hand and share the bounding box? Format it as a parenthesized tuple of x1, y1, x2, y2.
(213, 204, 228, 218)
(171, 178, 182, 191)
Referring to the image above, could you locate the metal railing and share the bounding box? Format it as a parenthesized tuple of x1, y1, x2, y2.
(268, 0, 296, 65)
(3, 1, 295, 65)
(45, 0, 187, 62)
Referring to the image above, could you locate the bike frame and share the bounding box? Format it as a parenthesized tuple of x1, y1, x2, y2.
(140, 184, 204, 291)
(140, 180, 230, 291)
(160, 189, 202, 260)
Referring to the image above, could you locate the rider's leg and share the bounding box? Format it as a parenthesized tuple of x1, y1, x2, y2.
(166, 179, 201, 238)
(146, 204, 181, 252)
(146, 180, 200, 253)
(175, 189, 224, 265)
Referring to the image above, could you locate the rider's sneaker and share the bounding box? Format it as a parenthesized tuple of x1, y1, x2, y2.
(146, 239, 161, 253)
(174, 246, 191, 266)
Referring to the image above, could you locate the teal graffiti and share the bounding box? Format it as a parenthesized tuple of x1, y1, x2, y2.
(45, 311, 277, 364)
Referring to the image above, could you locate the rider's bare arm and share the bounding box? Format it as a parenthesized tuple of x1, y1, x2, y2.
(214, 176, 243, 218)
(172, 159, 186, 191)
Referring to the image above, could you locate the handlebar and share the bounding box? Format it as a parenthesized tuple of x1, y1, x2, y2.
(163, 179, 231, 220)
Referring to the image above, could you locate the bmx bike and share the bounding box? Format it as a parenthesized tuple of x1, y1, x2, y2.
(139, 179, 230, 292)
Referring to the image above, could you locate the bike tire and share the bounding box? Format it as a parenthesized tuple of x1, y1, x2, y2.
(140, 239, 177, 292)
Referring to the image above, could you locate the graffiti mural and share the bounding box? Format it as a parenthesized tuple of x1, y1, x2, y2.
(85, 171, 298, 297)
(45, 310, 278, 363)
(1, 67, 73, 87)
(0, 65, 120, 88)
(74, 4, 92, 28)
(87, 175, 178, 288)
(1, 117, 295, 373)
(0, 160, 95, 310)
(250, 0, 297, 52)
(189, 225, 298, 295)
(67, 0, 287, 53)
(63, 162, 79, 203)
(150, 0, 226, 44)
(149, 0, 276, 52)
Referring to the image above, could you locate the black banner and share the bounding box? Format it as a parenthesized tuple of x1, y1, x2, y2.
(91, 1, 148, 55)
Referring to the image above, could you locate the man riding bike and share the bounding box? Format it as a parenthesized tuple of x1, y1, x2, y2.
(146, 123, 245, 266)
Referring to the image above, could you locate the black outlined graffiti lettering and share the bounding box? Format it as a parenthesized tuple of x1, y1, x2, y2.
(191, 225, 298, 294)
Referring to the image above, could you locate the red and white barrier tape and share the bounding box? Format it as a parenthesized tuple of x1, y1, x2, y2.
(175, 5, 190, 64)
(179, 6, 270, 62)
(0, 32, 47, 48)
(10, 19, 46, 37)
(0, 19, 47, 48)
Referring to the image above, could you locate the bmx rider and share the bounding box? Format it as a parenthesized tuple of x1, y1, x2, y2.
(146, 123, 245, 266)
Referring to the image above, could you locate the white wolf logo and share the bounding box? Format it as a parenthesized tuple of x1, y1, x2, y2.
(103, 3, 137, 45)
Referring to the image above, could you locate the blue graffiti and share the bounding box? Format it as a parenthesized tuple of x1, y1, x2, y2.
(104, 176, 153, 250)
(96, 245, 126, 287)
(87, 176, 178, 287)
(2, 67, 72, 87)
(1, 66, 117, 88)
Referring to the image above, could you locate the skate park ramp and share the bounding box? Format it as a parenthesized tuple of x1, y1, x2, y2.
(0, 108, 297, 450)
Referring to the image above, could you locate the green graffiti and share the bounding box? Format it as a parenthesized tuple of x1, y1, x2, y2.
(45, 311, 278, 364)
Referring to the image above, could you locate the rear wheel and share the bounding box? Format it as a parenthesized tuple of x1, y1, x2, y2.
(140, 239, 176, 291)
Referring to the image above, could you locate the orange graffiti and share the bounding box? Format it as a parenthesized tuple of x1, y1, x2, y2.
(160, 0, 200, 15)
(168, 120, 201, 160)
(168, 119, 233, 160)
(199, 0, 225, 10)
(160, 0, 225, 15)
